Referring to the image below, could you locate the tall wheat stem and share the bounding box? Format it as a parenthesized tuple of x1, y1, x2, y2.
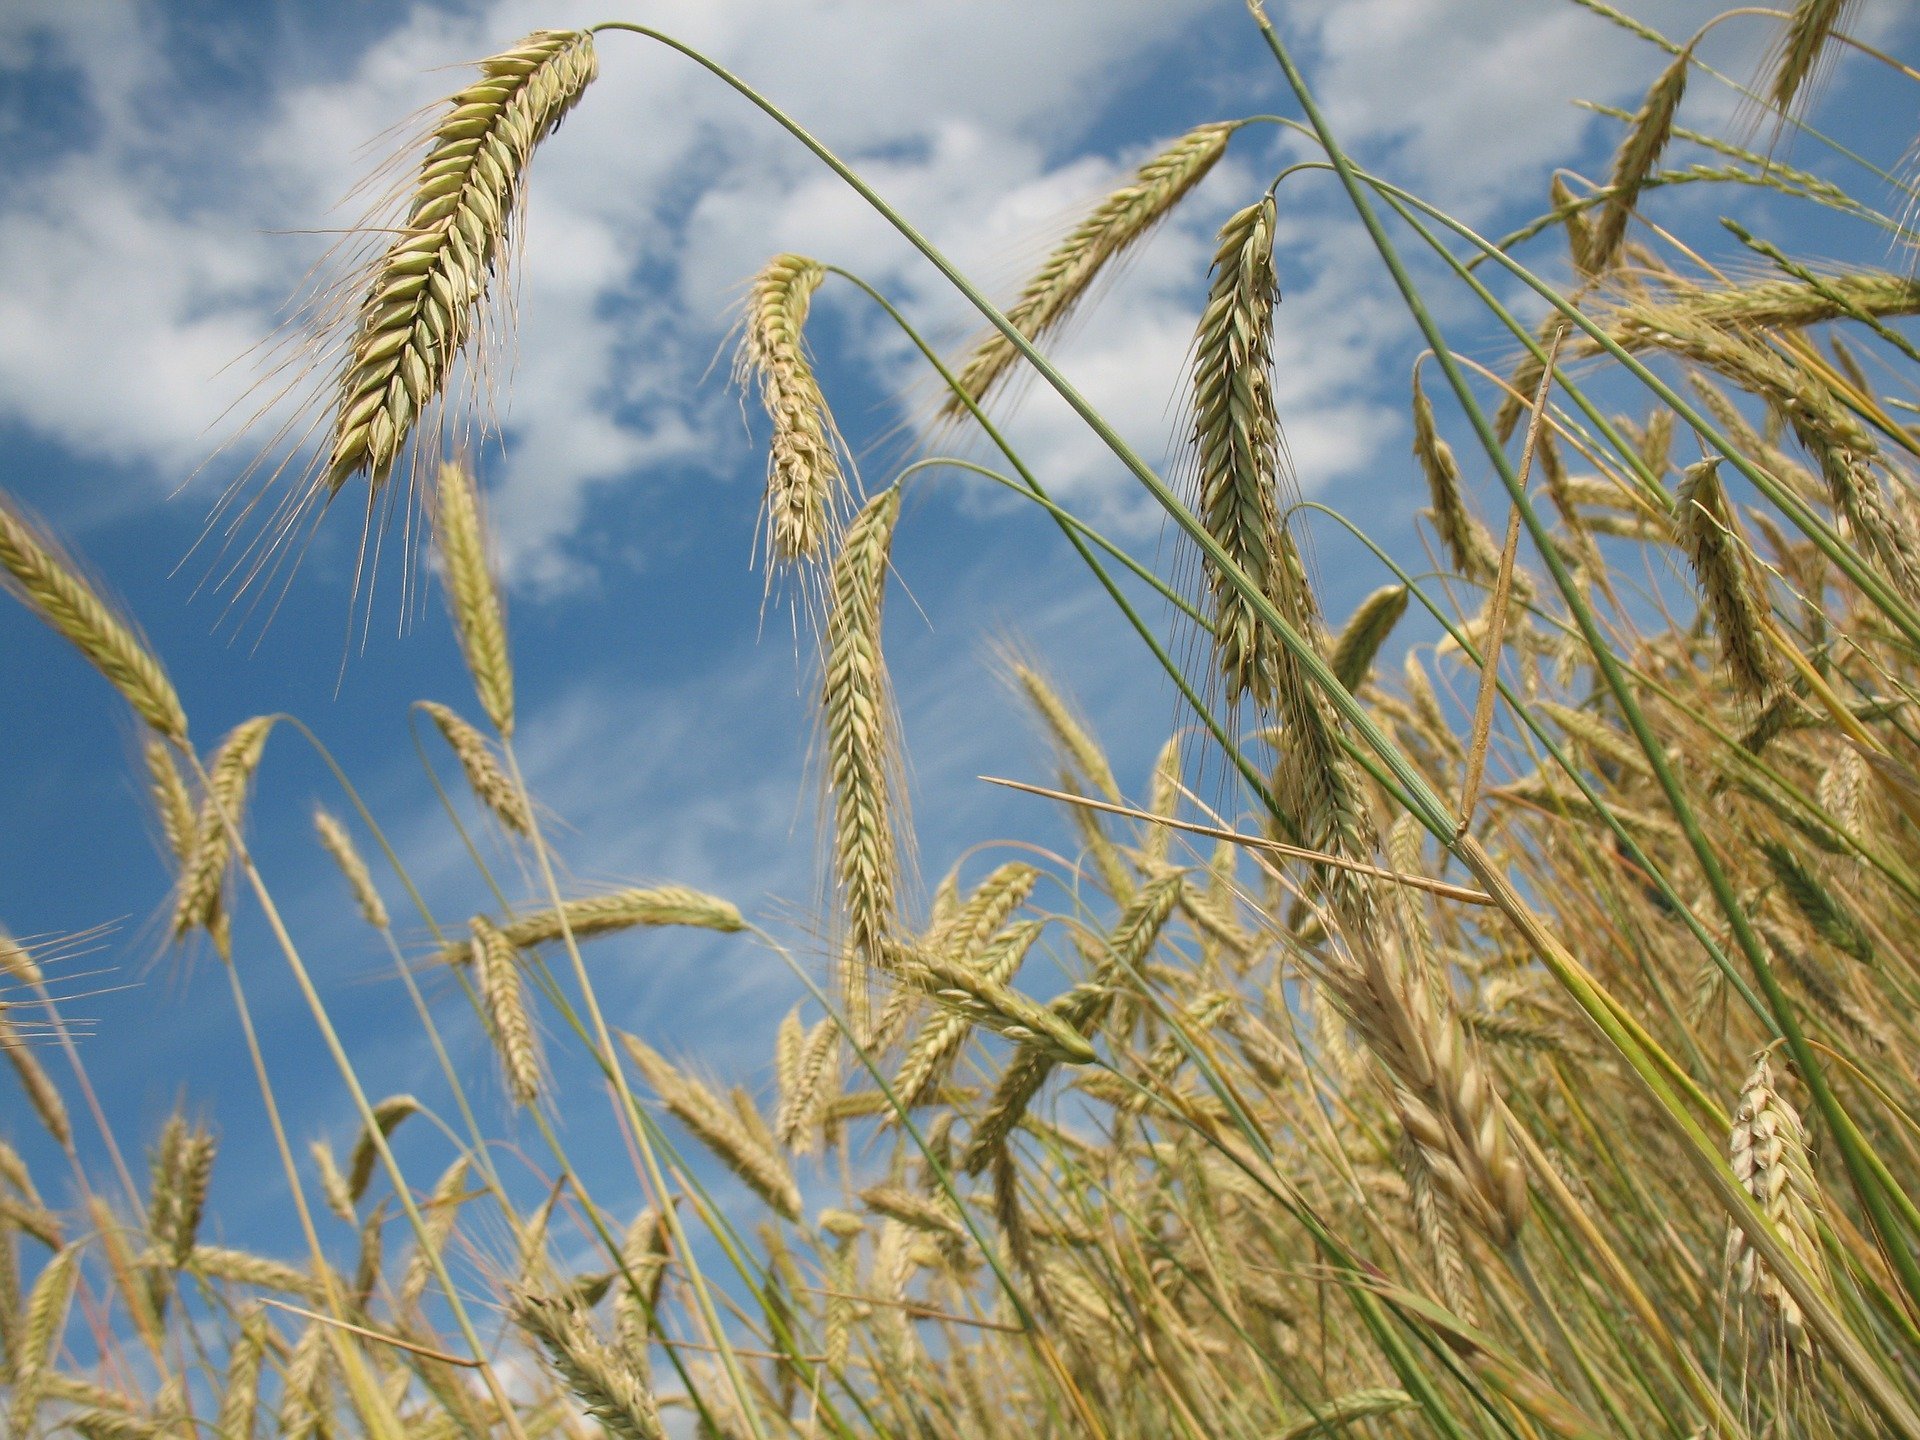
(496, 737, 769, 1440)
(178, 741, 529, 1440)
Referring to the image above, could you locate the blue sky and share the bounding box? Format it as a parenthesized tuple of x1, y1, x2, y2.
(2, 0, 1914, 1273)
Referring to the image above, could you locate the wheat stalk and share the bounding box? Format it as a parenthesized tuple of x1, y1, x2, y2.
(324, 31, 598, 494)
(433, 460, 514, 736)
(944, 122, 1231, 417)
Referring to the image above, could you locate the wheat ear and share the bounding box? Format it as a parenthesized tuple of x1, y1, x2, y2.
(738, 254, 846, 568)
(1765, 0, 1859, 117)
(472, 916, 542, 1106)
(147, 1114, 217, 1268)
(169, 717, 275, 947)
(1588, 43, 1691, 271)
(1673, 459, 1781, 701)
(1727, 1050, 1830, 1364)
(325, 31, 597, 494)
(824, 487, 904, 1037)
(312, 807, 390, 931)
(0, 492, 186, 742)
(1189, 196, 1288, 708)
(419, 700, 532, 833)
(944, 122, 1231, 417)
(433, 460, 513, 736)
(621, 1034, 801, 1221)
(434, 885, 743, 967)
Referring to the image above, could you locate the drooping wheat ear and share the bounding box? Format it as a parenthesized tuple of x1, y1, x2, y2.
(1727, 1050, 1830, 1363)
(775, 1016, 837, 1153)
(435, 885, 743, 967)
(163, 1245, 324, 1302)
(419, 700, 532, 834)
(1589, 43, 1690, 272)
(433, 460, 513, 736)
(0, 1012, 71, 1145)
(1761, 840, 1873, 964)
(1673, 459, 1781, 702)
(895, 920, 1047, 1109)
(511, 1284, 668, 1440)
(737, 254, 847, 569)
(401, 1155, 470, 1310)
(1329, 584, 1410, 693)
(1765, 0, 1858, 117)
(216, 1305, 268, 1440)
(311, 807, 389, 931)
(1189, 196, 1288, 709)
(1549, 173, 1593, 275)
(859, 1185, 965, 1245)
(144, 740, 195, 868)
(621, 1034, 802, 1221)
(325, 31, 598, 495)
(1601, 303, 1920, 599)
(346, 1094, 420, 1204)
(612, 1206, 670, 1365)
(309, 1140, 355, 1223)
(1411, 363, 1500, 583)
(943, 122, 1231, 418)
(472, 916, 542, 1107)
(824, 487, 905, 1038)
(0, 493, 187, 742)
(147, 1114, 216, 1268)
(910, 939, 1094, 1065)
(170, 717, 275, 946)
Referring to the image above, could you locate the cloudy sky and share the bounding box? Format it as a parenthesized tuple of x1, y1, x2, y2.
(1, 0, 1911, 1266)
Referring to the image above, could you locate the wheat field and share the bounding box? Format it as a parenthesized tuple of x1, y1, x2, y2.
(5, 2, 1920, 1436)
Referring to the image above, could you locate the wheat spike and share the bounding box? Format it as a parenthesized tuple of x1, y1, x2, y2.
(1727, 1050, 1830, 1364)
(144, 739, 195, 866)
(1412, 364, 1500, 582)
(738, 254, 846, 568)
(473, 916, 542, 1106)
(0, 1013, 70, 1146)
(944, 123, 1230, 417)
(1189, 195, 1289, 709)
(170, 717, 275, 947)
(0, 492, 188, 742)
(1673, 459, 1781, 701)
(277, 1321, 333, 1440)
(434, 885, 743, 967)
(216, 1305, 268, 1440)
(894, 920, 1047, 1109)
(312, 807, 390, 931)
(419, 700, 532, 833)
(775, 1016, 837, 1153)
(402, 1155, 471, 1310)
(324, 31, 598, 494)
(433, 459, 514, 736)
(511, 1283, 665, 1439)
(621, 1034, 801, 1221)
(1765, 0, 1859, 117)
(824, 487, 905, 1037)
(1589, 44, 1690, 271)
(148, 1114, 217, 1268)
(1329, 584, 1411, 692)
